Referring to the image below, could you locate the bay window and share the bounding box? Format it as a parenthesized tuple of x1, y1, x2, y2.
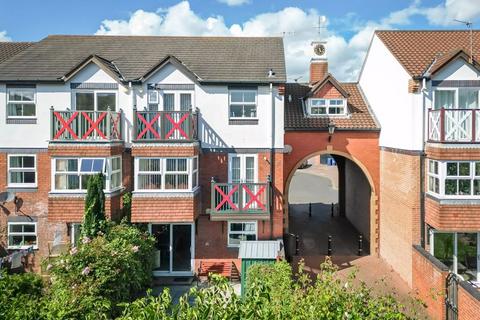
(228, 221, 257, 247)
(74, 91, 116, 111)
(428, 160, 480, 197)
(8, 222, 37, 249)
(52, 157, 122, 192)
(135, 157, 199, 191)
(8, 155, 36, 188)
(7, 87, 36, 118)
(308, 98, 347, 116)
(229, 89, 257, 118)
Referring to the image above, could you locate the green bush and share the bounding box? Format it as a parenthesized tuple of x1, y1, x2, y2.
(43, 222, 155, 319)
(82, 173, 106, 238)
(0, 271, 44, 320)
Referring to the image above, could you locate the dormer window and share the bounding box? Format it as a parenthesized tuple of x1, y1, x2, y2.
(308, 98, 347, 116)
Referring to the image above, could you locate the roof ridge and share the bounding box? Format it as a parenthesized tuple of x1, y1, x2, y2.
(45, 34, 284, 39)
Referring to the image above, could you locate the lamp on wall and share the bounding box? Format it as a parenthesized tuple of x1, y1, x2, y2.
(328, 121, 336, 142)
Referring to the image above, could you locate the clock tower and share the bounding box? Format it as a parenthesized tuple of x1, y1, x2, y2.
(310, 40, 328, 84)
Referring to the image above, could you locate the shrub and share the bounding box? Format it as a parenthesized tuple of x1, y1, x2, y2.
(0, 271, 44, 320)
(82, 173, 106, 238)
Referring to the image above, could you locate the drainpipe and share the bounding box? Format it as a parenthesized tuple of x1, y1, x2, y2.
(269, 82, 275, 239)
(420, 77, 427, 248)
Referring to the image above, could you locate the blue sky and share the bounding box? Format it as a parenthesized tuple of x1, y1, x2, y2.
(1, 0, 480, 81)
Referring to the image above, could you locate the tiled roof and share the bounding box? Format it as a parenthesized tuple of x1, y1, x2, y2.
(0, 42, 34, 64)
(375, 30, 480, 78)
(284, 82, 379, 130)
(0, 35, 286, 83)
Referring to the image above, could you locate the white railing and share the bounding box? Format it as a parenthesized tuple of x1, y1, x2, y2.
(428, 109, 480, 143)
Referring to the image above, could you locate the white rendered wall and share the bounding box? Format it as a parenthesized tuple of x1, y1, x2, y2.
(432, 58, 480, 81)
(359, 35, 423, 151)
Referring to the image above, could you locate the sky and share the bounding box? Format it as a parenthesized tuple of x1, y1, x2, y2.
(1, 0, 480, 82)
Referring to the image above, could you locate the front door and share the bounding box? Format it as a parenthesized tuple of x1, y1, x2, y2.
(150, 223, 194, 274)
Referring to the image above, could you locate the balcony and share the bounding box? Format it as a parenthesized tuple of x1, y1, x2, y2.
(209, 179, 271, 221)
(133, 109, 197, 142)
(428, 109, 480, 143)
(50, 108, 122, 142)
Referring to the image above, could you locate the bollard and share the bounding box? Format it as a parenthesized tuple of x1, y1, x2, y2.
(358, 235, 363, 256)
(309, 203, 312, 217)
(295, 235, 300, 255)
(331, 203, 334, 217)
(327, 235, 332, 256)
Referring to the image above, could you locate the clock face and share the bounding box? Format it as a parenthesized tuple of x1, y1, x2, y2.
(314, 44, 326, 56)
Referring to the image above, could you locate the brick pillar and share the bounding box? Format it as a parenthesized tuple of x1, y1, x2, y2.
(310, 60, 328, 84)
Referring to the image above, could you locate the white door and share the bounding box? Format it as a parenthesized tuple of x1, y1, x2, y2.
(228, 154, 257, 184)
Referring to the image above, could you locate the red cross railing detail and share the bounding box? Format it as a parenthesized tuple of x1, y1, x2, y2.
(133, 109, 197, 142)
(211, 181, 270, 215)
(51, 109, 122, 142)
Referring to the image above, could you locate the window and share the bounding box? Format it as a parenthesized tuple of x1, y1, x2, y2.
(135, 157, 198, 191)
(74, 91, 116, 111)
(180, 93, 192, 111)
(163, 93, 175, 111)
(8, 155, 36, 188)
(228, 221, 257, 247)
(53, 157, 121, 192)
(431, 231, 479, 282)
(308, 98, 347, 116)
(434, 90, 455, 109)
(426, 160, 480, 197)
(459, 88, 479, 109)
(7, 88, 36, 118)
(433, 88, 480, 110)
(229, 89, 257, 118)
(8, 222, 37, 249)
(147, 91, 193, 112)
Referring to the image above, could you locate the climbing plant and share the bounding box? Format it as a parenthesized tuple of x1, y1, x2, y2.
(82, 173, 106, 238)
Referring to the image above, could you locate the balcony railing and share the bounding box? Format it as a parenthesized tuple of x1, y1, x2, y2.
(210, 179, 271, 218)
(133, 109, 197, 142)
(428, 109, 480, 143)
(50, 108, 122, 142)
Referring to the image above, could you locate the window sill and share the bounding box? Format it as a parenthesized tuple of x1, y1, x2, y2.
(426, 192, 480, 204)
(49, 187, 124, 197)
(6, 118, 37, 124)
(229, 118, 259, 125)
(7, 246, 38, 250)
(7, 186, 38, 193)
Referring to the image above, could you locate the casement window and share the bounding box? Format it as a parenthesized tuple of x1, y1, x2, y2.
(433, 88, 480, 109)
(8, 155, 37, 188)
(52, 157, 122, 192)
(8, 222, 37, 249)
(430, 231, 480, 282)
(229, 89, 257, 119)
(7, 88, 36, 118)
(308, 98, 347, 116)
(147, 90, 193, 112)
(74, 90, 117, 111)
(227, 221, 257, 247)
(427, 160, 480, 197)
(135, 157, 199, 191)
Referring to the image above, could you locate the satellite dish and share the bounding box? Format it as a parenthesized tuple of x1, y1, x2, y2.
(0, 191, 16, 204)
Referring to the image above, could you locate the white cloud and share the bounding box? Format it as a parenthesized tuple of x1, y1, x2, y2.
(0, 30, 12, 42)
(218, 0, 249, 6)
(95, 1, 480, 82)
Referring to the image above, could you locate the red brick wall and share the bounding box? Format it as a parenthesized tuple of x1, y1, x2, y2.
(48, 194, 122, 222)
(426, 144, 480, 160)
(131, 144, 199, 157)
(312, 82, 343, 99)
(426, 197, 480, 230)
(131, 194, 200, 222)
(48, 143, 124, 157)
(412, 245, 448, 320)
(458, 283, 480, 320)
(310, 61, 328, 84)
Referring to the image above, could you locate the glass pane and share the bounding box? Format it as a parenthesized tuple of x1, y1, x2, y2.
(445, 179, 457, 195)
(230, 91, 243, 103)
(245, 157, 255, 183)
(97, 93, 116, 111)
(139, 159, 161, 172)
(9, 224, 23, 233)
(92, 159, 105, 172)
(138, 174, 162, 189)
(244, 222, 256, 232)
(476, 163, 480, 176)
(180, 94, 191, 111)
(172, 225, 192, 272)
(244, 105, 257, 118)
(459, 89, 479, 109)
(163, 93, 174, 111)
(459, 163, 470, 176)
(23, 104, 36, 116)
(231, 157, 241, 183)
(151, 224, 171, 271)
(7, 103, 24, 116)
(148, 90, 158, 103)
(23, 172, 35, 183)
(23, 235, 37, 246)
(311, 99, 326, 106)
(112, 157, 121, 171)
(9, 90, 34, 102)
(166, 159, 177, 172)
(23, 224, 35, 233)
(433, 233, 454, 270)
(80, 159, 93, 172)
(243, 91, 256, 103)
(56, 159, 78, 172)
(81, 175, 92, 190)
(459, 180, 471, 195)
(76, 92, 94, 111)
(328, 107, 344, 115)
(434, 90, 455, 110)
(457, 233, 478, 281)
(55, 174, 79, 190)
(230, 223, 244, 232)
(446, 162, 458, 176)
(177, 159, 187, 171)
(111, 172, 121, 189)
(9, 235, 23, 246)
(9, 156, 22, 168)
(22, 156, 35, 168)
(230, 105, 243, 118)
(474, 180, 480, 195)
(10, 172, 23, 184)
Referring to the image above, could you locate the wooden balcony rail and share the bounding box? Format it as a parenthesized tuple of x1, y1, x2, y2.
(133, 109, 197, 142)
(428, 108, 480, 143)
(210, 179, 271, 215)
(50, 108, 122, 142)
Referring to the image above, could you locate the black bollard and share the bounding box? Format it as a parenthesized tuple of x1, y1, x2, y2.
(331, 203, 334, 217)
(295, 235, 300, 255)
(358, 235, 363, 256)
(309, 202, 312, 217)
(327, 235, 332, 256)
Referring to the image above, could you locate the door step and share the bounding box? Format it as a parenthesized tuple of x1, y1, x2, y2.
(153, 276, 194, 286)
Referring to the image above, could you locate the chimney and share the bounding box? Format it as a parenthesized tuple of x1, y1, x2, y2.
(310, 60, 328, 85)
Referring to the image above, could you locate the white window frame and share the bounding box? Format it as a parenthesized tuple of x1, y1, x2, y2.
(72, 89, 118, 112)
(427, 159, 440, 194)
(432, 87, 480, 110)
(7, 154, 37, 188)
(229, 89, 258, 119)
(134, 157, 199, 192)
(109, 157, 122, 190)
(227, 221, 257, 248)
(307, 98, 347, 116)
(6, 87, 36, 119)
(51, 156, 122, 193)
(147, 90, 194, 112)
(228, 154, 258, 183)
(7, 221, 38, 250)
(427, 160, 480, 199)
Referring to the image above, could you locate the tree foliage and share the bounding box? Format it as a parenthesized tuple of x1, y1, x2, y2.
(82, 173, 107, 238)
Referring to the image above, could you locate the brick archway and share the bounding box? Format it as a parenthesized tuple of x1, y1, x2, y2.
(283, 131, 380, 254)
